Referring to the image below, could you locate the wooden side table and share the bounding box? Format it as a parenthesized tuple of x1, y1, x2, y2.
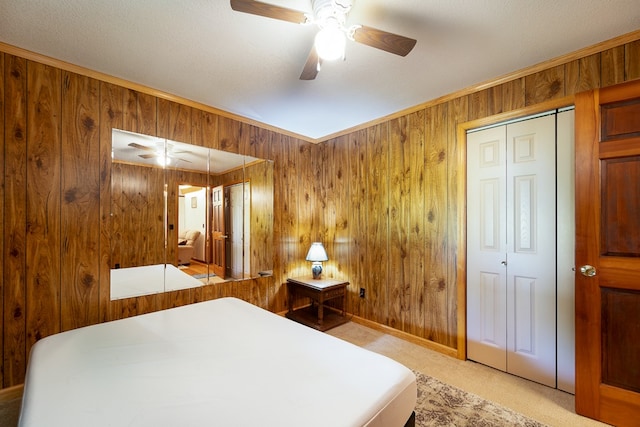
(286, 276, 349, 331)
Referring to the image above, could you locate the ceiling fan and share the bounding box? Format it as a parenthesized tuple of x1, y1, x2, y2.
(230, 0, 417, 80)
(128, 142, 193, 165)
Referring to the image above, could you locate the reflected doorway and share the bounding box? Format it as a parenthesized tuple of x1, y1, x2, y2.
(211, 182, 250, 280)
(178, 185, 209, 277)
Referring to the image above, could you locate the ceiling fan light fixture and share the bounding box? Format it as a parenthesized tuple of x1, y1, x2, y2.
(315, 26, 346, 61)
(156, 153, 171, 167)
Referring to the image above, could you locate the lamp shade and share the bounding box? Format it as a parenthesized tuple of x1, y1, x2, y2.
(306, 242, 328, 262)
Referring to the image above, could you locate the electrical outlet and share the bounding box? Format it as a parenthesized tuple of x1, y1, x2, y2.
(359, 288, 365, 298)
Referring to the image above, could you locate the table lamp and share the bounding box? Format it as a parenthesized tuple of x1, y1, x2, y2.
(306, 242, 328, 279)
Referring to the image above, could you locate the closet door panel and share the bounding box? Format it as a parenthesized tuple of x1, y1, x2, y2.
(467, 126, 507, 371)
(506, 115, 557, 387)
(556, 109, 575, 393)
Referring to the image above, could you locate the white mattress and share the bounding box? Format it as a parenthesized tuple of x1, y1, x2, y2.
(110, 264, 203, 300)
(19, 297, 416, 427)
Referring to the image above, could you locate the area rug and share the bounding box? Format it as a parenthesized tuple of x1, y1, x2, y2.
(414, 370, 548, 427)
(193, 273, 216, 279)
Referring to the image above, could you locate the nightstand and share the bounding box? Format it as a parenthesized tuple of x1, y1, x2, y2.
(286, 276, 349, 331)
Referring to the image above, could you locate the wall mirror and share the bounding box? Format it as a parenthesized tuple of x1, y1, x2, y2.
(110, 129, 274, 300)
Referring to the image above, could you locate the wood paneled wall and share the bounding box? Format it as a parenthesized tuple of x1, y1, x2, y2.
(317, 37, 640, 353)
(0, 55, 317, 387)
(1, 34, 640, 388)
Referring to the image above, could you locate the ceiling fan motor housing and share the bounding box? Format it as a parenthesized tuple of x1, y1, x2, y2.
(312, 0, 352, 28)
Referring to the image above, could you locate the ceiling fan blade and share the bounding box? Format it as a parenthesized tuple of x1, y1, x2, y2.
(300, 46, 322, 80)
(128, 142, 155, 151)
(139, 153, 192, 164)
(352, 25, 417, 57)
(230, 0, 307, 24)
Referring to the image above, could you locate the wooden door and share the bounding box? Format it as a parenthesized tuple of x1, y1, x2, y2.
(211, 185, 226, 278)
(467, 115, 558, 387)
(575, 80, 640, 425)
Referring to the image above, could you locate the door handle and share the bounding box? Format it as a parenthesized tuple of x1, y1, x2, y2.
(579, 265, 597, 277)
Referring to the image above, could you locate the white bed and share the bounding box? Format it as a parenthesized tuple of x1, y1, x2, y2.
(19, 297, 416, 426)
(110, 264, 204, 300)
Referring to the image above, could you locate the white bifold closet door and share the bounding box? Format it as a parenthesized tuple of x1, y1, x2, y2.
(466, 113, 572, 389)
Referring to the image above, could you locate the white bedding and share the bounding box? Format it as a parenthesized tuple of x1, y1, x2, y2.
(19, 297, 416, 427)
(110, 263, 203, 300)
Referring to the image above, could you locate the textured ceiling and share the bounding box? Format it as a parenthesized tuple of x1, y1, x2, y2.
(1, 0, 639, 140)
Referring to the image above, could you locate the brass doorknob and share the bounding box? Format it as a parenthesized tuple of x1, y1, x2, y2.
(580, 265, 597, 277)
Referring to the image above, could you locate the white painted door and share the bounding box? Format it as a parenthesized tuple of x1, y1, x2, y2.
(467, 125, 508, 371)
(467, 114, 558, 388)
(504, 115, 557, 387)
(556, 109, 575, 394)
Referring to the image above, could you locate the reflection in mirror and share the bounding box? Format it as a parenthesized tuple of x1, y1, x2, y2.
(109, 129, 273, 300)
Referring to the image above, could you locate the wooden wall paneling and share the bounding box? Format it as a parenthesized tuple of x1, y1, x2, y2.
(123, 89, 157, 136)
(249, 159, 275, 277)
(248, 125, 272, 160)
(601, 46, 625, 87)
(424, 104, 449, 343)
(297, 140, 314, 279)
(123, 89, 139, 133)
(191, 282, 218, 305)
(324, 136, 349, 281)
(191, 109, 219, 150)
(286, 137, 306, 280)
(310, 141, 323, 243)
(627, 39, 640, 80)
(99, 82, 123, 321)
(347, 129, 367, 315)
(162, 289, 191, 310)
(157, 98, 192, 143)
(218, 116, 242, 154)
(501, 77, 526, 112)
(365, 123, 389, 324)
(319, 138, 334, 279)
(238, 122, 252, 156)
(0, 53, 4, 387)
(268, 133, 284, 312)
(565, 54, 601, 95)
(468, 89, 488, 121)
(3, 55, 27, 387)
(407, 110, 426, 337)
(448, 96, 469, 354)
(524, 65, 566, 105)
(387, 116, 411, 331)
(25, 61, 62, 357)
(487, 85, 504, 117)
(60, 71, 101, 331)
(137, 92, 157, 136)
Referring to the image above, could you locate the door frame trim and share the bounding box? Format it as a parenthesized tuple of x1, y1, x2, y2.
(455, 95, 574, 360)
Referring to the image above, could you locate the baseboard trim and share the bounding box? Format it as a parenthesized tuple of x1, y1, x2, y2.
(349, 315, 460, 359)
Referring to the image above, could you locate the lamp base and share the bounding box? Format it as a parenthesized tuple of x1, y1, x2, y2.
(311, 263, 322, 279)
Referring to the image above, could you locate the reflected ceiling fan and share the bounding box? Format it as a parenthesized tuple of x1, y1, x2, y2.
(230, 0, 417, 80)
(128, 142, 193, 165)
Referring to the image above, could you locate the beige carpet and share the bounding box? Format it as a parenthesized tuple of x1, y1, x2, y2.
(414, 370, 546, 426)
